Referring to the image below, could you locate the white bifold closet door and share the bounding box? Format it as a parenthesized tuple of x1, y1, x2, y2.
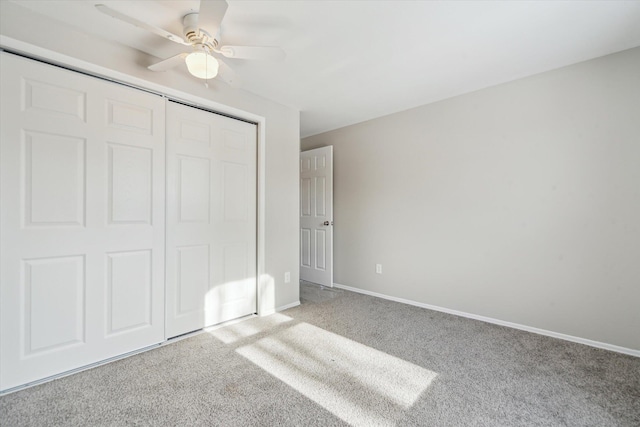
(0, 53, 166, 390)
(165, 101, 257, 339)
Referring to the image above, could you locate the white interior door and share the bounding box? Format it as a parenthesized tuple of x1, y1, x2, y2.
(0, 53, 166, 391)
(300, 146, 333, 287)
(166, 101, 257, 339)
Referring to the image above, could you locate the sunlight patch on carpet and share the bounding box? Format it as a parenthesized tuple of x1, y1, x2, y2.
(206, 313, 293, 344)
(236, 322, 437, 426)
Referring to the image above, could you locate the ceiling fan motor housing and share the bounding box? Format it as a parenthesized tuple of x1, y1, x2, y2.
(183, 13, 219, 48)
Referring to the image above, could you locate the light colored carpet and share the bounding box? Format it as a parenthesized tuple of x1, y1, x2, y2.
(1, 283, 639, 426)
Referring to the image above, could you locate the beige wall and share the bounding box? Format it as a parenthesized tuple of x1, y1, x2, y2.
(303, 47, 640, 351)
(0, 2, 300, 312)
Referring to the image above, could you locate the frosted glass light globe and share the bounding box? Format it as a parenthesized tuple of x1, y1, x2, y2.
(185, 52, 219, 79)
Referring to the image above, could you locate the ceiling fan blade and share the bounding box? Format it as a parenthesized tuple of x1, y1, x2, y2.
(216, 59, 242, 88)
(218, 46, 285, 61)
(95, 4, 190, 46)
(148, 53, 189, 72)
(198, 0, 229, 38)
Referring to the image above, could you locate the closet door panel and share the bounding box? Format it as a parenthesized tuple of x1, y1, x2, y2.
(23, 256, 86, 355)
(92, 81, 166, 356)
(24, 132, 86, 226)
(0, 53, 165, 391)
(166, 102, 256, 338)
(208, 121, 257, 326)
(107, 143, 153, 224)
(166, 104, 215, 338)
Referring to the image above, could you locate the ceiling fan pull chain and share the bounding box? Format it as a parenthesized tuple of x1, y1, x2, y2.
(205, 44, 210, 86)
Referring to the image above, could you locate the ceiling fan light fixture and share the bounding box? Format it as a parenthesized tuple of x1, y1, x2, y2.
(185, 51, 219, 79)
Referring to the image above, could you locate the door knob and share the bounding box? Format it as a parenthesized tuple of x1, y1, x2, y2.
(323, 221, 330, 226)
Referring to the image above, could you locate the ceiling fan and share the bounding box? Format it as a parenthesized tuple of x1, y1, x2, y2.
(95, 0, 285, 86)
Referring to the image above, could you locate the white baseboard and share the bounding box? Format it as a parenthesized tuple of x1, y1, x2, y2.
(278, 300, 301, 311)
(260, 300, 301, 317)
(333, 283, 639, 358)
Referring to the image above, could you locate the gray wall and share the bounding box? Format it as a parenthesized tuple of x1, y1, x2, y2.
(1, 1, 301, 312)
(302, 47, 640, 350)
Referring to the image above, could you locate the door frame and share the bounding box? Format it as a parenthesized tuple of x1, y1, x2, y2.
(0, 36, 270, 316)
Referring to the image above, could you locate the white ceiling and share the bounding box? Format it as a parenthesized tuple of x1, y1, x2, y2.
(7, 0, 640, 137)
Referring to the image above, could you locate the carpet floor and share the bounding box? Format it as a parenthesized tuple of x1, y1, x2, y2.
(1, 283, 639, 426)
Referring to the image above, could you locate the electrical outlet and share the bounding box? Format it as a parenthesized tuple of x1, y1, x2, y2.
(284, 272, 291, 283)
(375, 264, 382, 274)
